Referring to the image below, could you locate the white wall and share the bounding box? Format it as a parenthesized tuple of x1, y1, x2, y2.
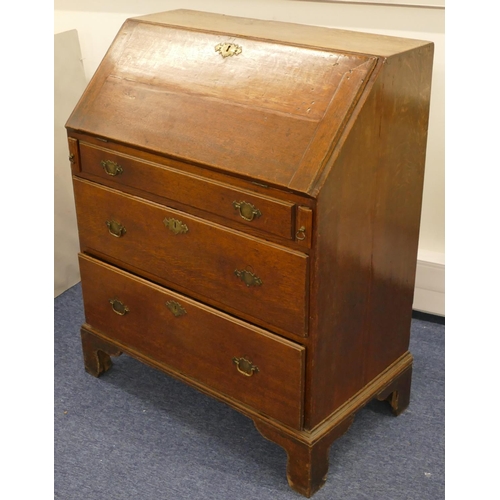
(54, 0, 445, 314)
(54, 30, 87, 297)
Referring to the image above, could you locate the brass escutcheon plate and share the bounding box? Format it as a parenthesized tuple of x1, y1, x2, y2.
(166, 301, 187, 317)
(163, 217, 189, 235)
(215, 42, 242, 58)
(234, 268, 263, 287)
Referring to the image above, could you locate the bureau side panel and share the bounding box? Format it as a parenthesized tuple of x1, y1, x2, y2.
(304, 44, 434, 429)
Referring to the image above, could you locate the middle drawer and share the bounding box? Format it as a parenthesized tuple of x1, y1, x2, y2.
(73, 178, 309, 337)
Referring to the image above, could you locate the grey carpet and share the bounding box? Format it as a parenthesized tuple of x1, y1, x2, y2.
(55, 283, 444, 499)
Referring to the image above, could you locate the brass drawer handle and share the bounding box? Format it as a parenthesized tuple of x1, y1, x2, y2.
(106, 220, 126, 238)
(232, 201, 262, 222)
(233, 357, 259, 377)
(296, 226, 306, 241)
(234, 268, 263, 287)
(163, 217, 189, 235)
(166, 301, 187, 317)
(109, 299, 129, 316)
(215, 42, 242, 58)
(101, 159, 123, 176)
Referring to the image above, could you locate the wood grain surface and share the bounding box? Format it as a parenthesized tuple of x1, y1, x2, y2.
(66, 10, 434, 496)
(79, 253, 305, 429)
(73, 177, 309, 337)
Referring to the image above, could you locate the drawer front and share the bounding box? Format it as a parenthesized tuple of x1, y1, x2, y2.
(79, 141, 295, 240)
(79, 254, 305, 429)
(74, 178, 309, 337)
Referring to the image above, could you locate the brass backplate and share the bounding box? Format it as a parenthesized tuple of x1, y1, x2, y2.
(233, 200, 262, 222)
(106, 220, 126, 238)
(109, 298, 129, 316)
(233, 356, 259, 377)
(101, 159, 123, 176)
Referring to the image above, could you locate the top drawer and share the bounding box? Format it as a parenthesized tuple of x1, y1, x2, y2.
(78, 141, 295, 241)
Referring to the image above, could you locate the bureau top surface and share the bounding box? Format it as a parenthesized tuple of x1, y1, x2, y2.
(66, 10, 430, 195)
(134, 10, 428, 58)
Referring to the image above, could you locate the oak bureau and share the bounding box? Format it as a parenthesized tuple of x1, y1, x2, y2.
(66, 9, 433, 497)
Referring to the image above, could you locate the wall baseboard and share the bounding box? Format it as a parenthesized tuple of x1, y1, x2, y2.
(412, 250, 445, 317)
(412, 309, 445, 325)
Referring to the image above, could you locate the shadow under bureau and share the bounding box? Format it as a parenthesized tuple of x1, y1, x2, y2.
(66, 9, 433, 497)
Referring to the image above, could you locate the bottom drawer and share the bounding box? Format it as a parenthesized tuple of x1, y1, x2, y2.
(78, 253, 305, 429)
